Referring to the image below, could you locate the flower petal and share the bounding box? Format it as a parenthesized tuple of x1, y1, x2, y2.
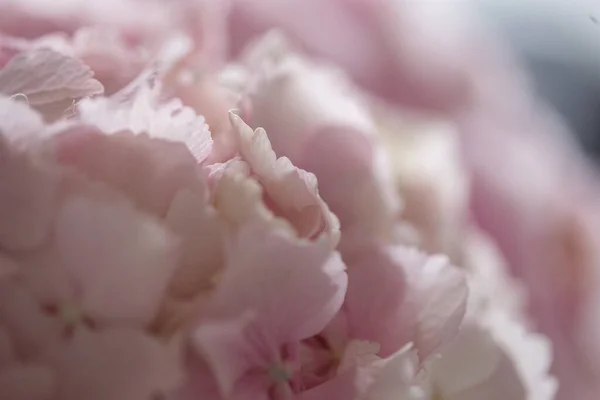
(55, 128, 199, 216)
(0, 98, 59, 250)
(0, 279, 63, 359)
(190, 313, 265, 398)
(344, 244, 410, 357)
(402, 249, 468, 361)
(0, 364, 56, 400)
(209, 224, 348, 343)
(52, 328, 182, 400)
(229, 113, 339, 244)
(78, 81, 212, 163)
(165, 187, 224, 299)
(362, 344, 420, 400)
(54, 192, 180, 325)
(0, 48, 103, 119)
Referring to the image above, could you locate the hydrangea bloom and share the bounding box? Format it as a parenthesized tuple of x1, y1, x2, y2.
(1, 1, 594, 400)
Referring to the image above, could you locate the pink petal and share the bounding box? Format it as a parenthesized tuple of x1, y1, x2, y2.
(168, 349, 221, 400)
(430, 323, 502, 395)
(16, 246, 77, 306)
(344, 245, 467, 361)
(51, 328, 182, 400)
(448, 357, 526, 400)
(70, 27, 147, 95)
(213, 163, 296, 234)
(210, 223, 348, 343)
(77, 81, 213, 164)
(0, 147, 59, 251)
(191, 314, 267, 398)
(230, 0, 477, 111)
(237, 48, 399, 238)
(0, 328, 14, 366)
(0, 99, 59, 251)
(0, 280, 63, 359)
(362, 345, 419, 400)
(402, 249, 468, 361)
(0, 95, 44, 144)
(431, 323, 528, 400)
(230, 113, 339, 243)
(165, 187, 224, 299)
(54, 193, 180, 325)
(0, 254, 18, 280)
(55, 128, 199, 216)
(343, 244, 409, 357)
(0, 364, 56, 400)
(299, 126, 398, 238)
(0, 48, 103, 119)
(298, 367, 359, 400)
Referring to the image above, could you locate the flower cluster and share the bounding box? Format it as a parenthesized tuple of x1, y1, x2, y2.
(2, 1, 596, 400)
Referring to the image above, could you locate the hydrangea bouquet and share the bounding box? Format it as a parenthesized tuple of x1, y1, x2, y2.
(0, 1, 599, 400)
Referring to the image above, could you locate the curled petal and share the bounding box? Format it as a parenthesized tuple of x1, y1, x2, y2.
(229, 112, 339, 244)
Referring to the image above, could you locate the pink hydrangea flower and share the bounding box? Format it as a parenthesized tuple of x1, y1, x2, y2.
(0, 1, 588, 399)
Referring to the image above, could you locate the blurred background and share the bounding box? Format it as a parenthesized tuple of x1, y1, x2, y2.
(478, 0, 600, 160)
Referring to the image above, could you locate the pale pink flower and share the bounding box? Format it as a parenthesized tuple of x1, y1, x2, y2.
(188, 224, 348, 399)
(419, 276, 557, 400)
(0, 2, 582, 400)
(421, 311, 555, 400)
(228, 113, 339, 244)
(236, 35, 400, 241)
(0, 95, 194, 398)
(343, 246, 467, 361)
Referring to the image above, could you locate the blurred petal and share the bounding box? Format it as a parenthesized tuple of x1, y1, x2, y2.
(362, 345, 420, 400)
(0, 98, 59, 250)
(344, 245, 409, 357)
(0, 280, 62, 359)
(0, 364, 56, 400)
(54, 193, 180, 325)
(402, 249, 468, 361)
(52, 329, 182, 400)
(190, 314, 265, 398)
(55, 128, 198, 216)
(165, 187, 224, 299)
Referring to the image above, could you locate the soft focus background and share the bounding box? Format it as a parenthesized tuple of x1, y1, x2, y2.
(479, 0, 600, 160)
